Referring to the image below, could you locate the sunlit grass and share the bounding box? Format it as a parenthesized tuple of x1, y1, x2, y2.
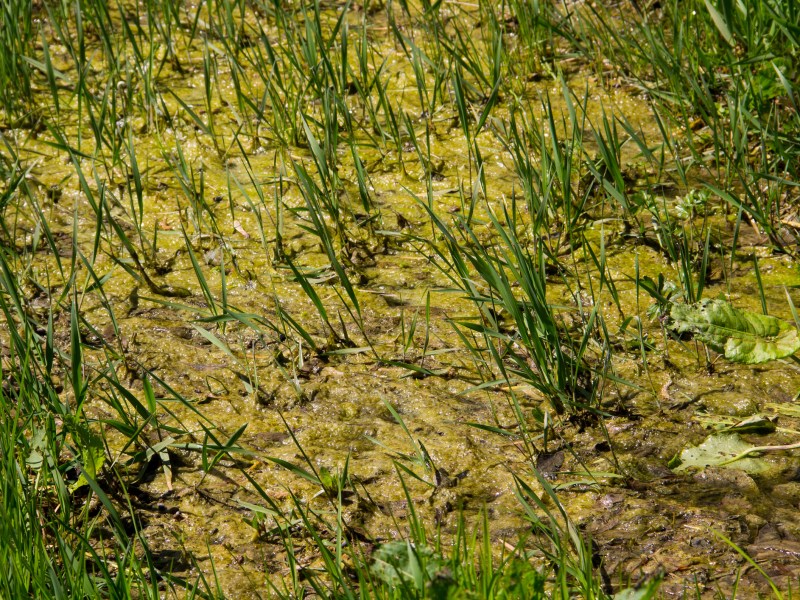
(1, 0, 798, 596)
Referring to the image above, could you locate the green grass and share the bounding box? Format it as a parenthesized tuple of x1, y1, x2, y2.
(1, 0, 799, 596)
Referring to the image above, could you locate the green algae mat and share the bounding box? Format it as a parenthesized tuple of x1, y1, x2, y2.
(1, 0, 800, 597)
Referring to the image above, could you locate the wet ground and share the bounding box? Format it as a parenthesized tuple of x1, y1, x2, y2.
(2, 0, 800, 596)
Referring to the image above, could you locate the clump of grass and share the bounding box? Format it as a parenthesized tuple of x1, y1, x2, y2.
(0, 246, 188, 598)
(416, 199, 604, 415)
(0, 0, 35, 118)
(531, 0, 800, 252)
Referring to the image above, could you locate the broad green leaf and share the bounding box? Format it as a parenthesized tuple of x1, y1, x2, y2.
(669, 434, 767, 474)
(70, 422, 107, 491)
(26, 428, 47, 471)
(370, 540, 445, 591)
(614, 576, 661, 600)
(670, 299, 800, 363)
